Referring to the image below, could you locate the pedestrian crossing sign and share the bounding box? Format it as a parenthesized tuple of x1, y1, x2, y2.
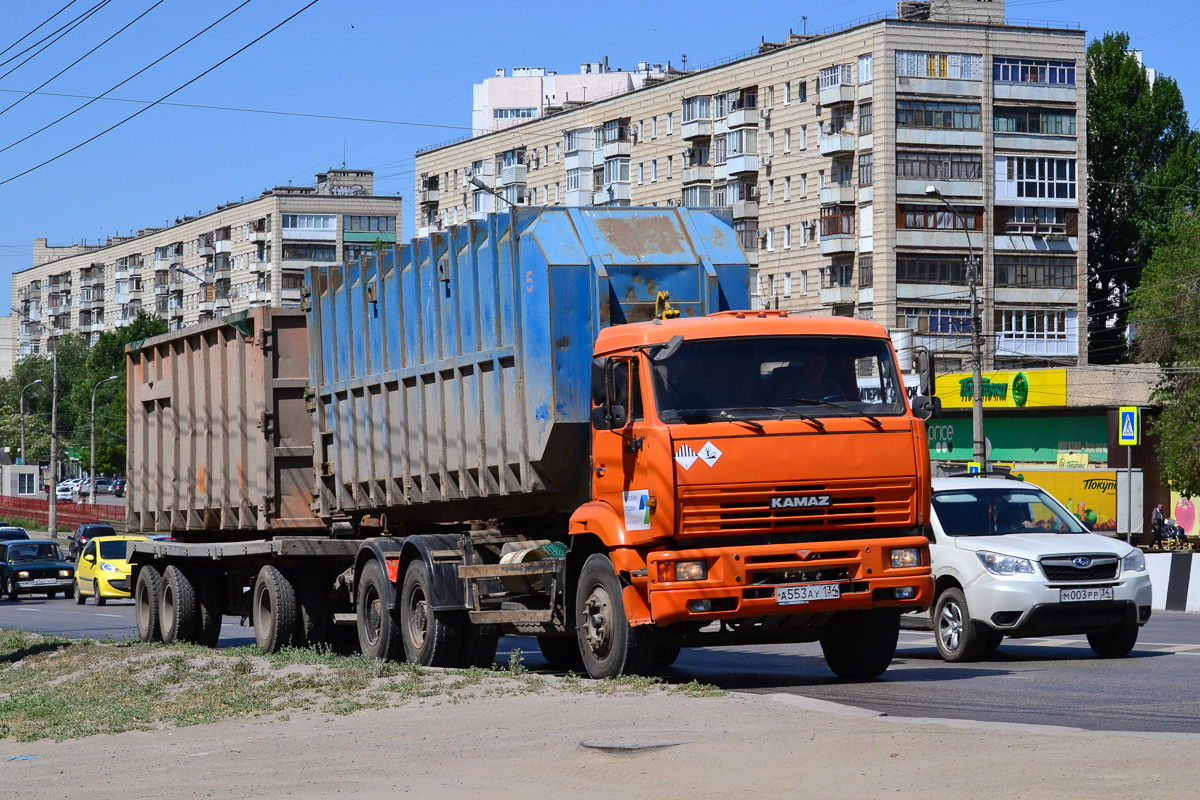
(967, 462, 981, 476)
(1118, 406, 1140, 446)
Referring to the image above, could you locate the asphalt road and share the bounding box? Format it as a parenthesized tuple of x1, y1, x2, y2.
(5, 597, 1197, 734)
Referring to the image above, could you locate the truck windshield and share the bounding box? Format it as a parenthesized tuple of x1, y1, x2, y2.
(932, 487, 1088, 536)
(651, 336, 905, 423)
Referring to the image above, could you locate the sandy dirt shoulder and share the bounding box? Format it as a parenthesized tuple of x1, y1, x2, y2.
(4, 689, 1194, 799)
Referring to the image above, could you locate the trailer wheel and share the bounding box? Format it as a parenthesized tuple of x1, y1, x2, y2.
(357, 560, 402, 661)
(819, 609, 901, 680)
(253, 565, 298, 653)
(459, 620, 501, 668)
(194, 571, 225, 648)
(575, 553, 654, 679)
(135, 566, 162, 642)
(160, 565, 200, 645)
(400, 560, 463, 667)
(296, 572, 329, 648)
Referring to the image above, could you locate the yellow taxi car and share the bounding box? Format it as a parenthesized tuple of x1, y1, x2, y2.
(74, 535, 148, 605)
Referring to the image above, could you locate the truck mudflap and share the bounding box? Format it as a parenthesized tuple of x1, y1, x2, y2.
(640, 536, 932, 627)
(356, 534, 470, 612)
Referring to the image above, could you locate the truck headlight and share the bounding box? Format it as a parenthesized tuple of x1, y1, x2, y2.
(890, 548, 922, 568)
(1122, 551, 1147, 573)
(674, 561, 707, 581)
(977, 551, 1034, 576)
(101, 562, 119, 572)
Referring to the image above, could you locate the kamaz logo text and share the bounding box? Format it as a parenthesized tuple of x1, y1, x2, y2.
(770, 495, 833, 509)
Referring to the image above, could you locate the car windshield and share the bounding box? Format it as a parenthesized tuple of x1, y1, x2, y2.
(932, 487, 1088, 536)
(97, 540, 131, 560)
(651, 335, 905, 423)
(8, 542, 62, 562)
(83, 526, 115, 538)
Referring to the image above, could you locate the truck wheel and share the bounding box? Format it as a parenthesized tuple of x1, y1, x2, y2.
(537, 635, 584, 672)
(459, 621, 501, 668)
(820, 609, 901, 680)
(253, 565, 298, 653)
(400, 560, 463, 667)
(357, 560, 402, 661)
(194, 571, 225, 648)
(160, 565, 199, 644)
(933, 588, 985, 663)
(135, 566, 163, 642)
(296, 572, 329, 648)
(1087, 621, 1139, 658)
(575, 553, 654, 679)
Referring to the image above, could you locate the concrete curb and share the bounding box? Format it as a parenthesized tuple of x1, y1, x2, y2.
(1145, 552, 1200, 612)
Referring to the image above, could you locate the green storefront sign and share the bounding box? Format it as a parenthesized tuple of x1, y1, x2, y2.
(957, 372, 1030, 407)
(926, 415, 1108, 462)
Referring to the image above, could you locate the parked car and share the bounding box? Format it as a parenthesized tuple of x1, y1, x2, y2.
(908, 477, 1153, 662)
(0, 527, 30, 542)
(1, 540, 75, 600)
(74, 535, 148, 605)
(68, 523, 116, 561)
(79, 478, 115, 497)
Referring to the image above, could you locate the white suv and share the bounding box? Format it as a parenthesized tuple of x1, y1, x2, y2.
(907, 477, 1153, 661)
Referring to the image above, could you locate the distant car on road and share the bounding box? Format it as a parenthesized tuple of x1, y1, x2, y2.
(0, 527, 30, 542)
(1, 539, 75, 600)
(907, 477, 1153, 662)
(79, 478, 115, 497)
(111, 479, 126, 498)
(68, 523, 116, 561)
(74, 535, 148, 605)
(54, 483, 73, 501)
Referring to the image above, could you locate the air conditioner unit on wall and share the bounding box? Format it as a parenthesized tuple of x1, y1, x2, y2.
(761, 108, 771, 120)
(761, 156, 772, 166)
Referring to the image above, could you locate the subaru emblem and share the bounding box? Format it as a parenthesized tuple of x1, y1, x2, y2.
(1073, 556, 1092, 568)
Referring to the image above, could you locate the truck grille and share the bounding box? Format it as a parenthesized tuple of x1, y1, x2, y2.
(677, 478, 915, 537)
(1040, 556, 1119, 582)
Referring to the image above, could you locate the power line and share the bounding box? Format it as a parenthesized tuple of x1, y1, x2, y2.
(0, 0, 168, 120)
(0, 0, 324, 189)
(0, 0, 80, 60)
(0, 0, 111, 79)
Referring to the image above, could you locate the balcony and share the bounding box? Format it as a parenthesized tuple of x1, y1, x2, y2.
(592, 183, 632, 204)
(78, 275, 95, 289)
(249, 228, 269, 243)
(601, 139, 631, 159)
(564, 188, 592, 207)
(683, 165, 713, 184)
(726, 154, 759, 175)
(215, 240, 233, 254)
(732, 201, 759, 219)
(498, 164, 528, 187)
(820, 184, 856, 204)
(419, 189, 440, 204)
(169, 307, 184, 320)
(681, 119, 712, 140)
(197, 242, 215, 257)
(154, 283, 169, 296)
(819, 212, 856, 255)
(564, 151, 592, 171)
(727, 108, 758, 129)
(199, 300, 215, 313)
(819, 133, 856, 156)
(820, 284, 857, 305)
(819, 83, 855, 106)
(992, 334, 1075, 358)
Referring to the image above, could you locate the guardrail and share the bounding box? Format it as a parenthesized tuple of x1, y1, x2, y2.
(0, 495, 125, 532)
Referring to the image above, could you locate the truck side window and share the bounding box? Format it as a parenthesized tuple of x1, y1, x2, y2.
(611, 357, 644, 422)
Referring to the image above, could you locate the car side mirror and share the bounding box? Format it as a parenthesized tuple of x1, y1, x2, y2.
(912, 395, 941, 420)
(84, 554, 95, 563)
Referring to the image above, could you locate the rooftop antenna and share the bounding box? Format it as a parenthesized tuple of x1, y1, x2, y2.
(681, 53, 687, 70)
(343, 140, 347, 169)
(802, 15, 808, 34)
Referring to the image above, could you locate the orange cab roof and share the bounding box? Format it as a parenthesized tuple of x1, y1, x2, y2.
(594, 310, 891, 355)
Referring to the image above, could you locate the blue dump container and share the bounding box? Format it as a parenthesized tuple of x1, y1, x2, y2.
(305, 207, 750, 525)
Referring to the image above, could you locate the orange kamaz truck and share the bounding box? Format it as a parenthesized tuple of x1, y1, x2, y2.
(126, 208, 936, 680)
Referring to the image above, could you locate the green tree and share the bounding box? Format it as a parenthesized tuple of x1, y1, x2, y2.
(1087, 32, 1200, 363)
(1130, 211, 1200, 496)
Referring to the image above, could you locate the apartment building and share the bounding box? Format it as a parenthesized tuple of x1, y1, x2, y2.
(11, 170, 401, 359)
(414, 0, 1087, 371)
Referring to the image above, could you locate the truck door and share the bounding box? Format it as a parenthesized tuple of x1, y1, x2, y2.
(592, 356, 657, 536)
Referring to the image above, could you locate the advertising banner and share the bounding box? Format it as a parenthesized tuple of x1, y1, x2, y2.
(936, 369, 1067, 410)
(1014, 468, 1119, 532)
(926, 415, 1107, 462)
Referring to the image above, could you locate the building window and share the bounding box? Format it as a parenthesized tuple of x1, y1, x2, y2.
(342, 215, 396, 232)
(784, 129, 791, 152)
(858, 54, 873, 84)
(667, 112, 673, 134)
(682, 186, 711, 207)
(19, 473, 35, 495)
(998, 156, 1077, 199)
(898, 306, 972, 333)
(994, 107, 1077, 135)
(564, 129, 588, 152)
(896, 101, 981, 130)
(801, 270, 809, 293)
(819, 64, 854, 90)
(859, 255, 873, 287)
(666, 155, 673, 178)
(767, 180, 775, 203)
(782, 272, 792, 296)
(345, 244, 379, 263)
(282, 243, 336, 261)
(819, 206, 854, 237)
(566, 168, 587, 191)
(767, 132, 775, 155)
(995, 308, 1075, 344)
(727, 129, 757, 156)
(897, 204, 983, 230)
(993, 58, 1076, 86)
(799, 125, 808, 149)
(994, 254, 1077, 287)
(897, 151, 983, 179)
(797, 80, 807, 102)
(651, 159, 658, 181)
(603, 157, 630, 183)
(799, 173, 808, 198)
(896, 52, 983, 80)
(859, 153, 874, 186)
(282, 214, 335, 230)
(784, 177, 792, 200)
(1001, 206, 1070, 235)
(713, 184, 727, 207)
(638, 162, 645, 185)
(493, 107, 537, 119)
(682, 96, 711, 122)
(784, 225, 792, 250)
(784, 81, 791, 104)
(858, 102, 873, 135)
(897, 255, 968, 284)
(638, 120, 644, 142)
(765, 227, 775, 251)
(652, 117, 658, 138)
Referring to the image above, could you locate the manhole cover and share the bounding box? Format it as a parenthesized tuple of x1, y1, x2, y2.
(580, 739, 689, 753)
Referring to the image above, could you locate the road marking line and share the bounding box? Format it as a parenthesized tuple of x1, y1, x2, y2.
(95, 613, 123, 618)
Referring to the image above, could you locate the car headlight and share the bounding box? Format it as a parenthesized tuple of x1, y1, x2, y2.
(1122, 550, 1147, 573)
(100, 562, 119, 572)
(890, 547, 922, 568)
(977, 551, 1034, 576)
(17, 570, 29, 578)
(58, 569, 71, 578)
(674, 560, 708, 581)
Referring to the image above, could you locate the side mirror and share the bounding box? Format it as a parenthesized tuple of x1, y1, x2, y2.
(590, 357, 607, 406)
(589, 404, 628, 431)
(84, 554, 95, 563)
(652, 334, 684, 362)
(912, 395, 942, 420)
(608, 404, 628, 430)
(916, 347, 936, 397)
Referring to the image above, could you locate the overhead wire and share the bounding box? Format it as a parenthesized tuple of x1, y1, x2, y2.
(0, 0, 80, 60)
(0, 0, 112, 79)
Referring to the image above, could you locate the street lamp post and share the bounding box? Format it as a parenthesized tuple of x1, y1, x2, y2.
(19, 378, 43, 465)
(90, 375, 119, 505)
(926, 185, 986, 467)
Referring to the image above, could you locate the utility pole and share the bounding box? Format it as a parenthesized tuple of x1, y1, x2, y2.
(48, 337, 59, 537)
(926, 185, 985, 466)
(19, 378, 43, 465)
(90, 375, 119, 505)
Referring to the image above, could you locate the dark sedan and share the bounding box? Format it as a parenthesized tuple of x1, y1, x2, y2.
(1, 540, 75, 600)
(68, 523, 115, 561)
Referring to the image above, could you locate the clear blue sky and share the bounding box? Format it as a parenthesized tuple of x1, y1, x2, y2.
(1, 0, 1197, 312)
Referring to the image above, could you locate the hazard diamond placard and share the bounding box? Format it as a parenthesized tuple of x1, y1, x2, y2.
(1118, 406, 1140, 447)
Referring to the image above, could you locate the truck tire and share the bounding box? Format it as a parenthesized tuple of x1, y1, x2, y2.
(135, 565, 162, 642)
(653, 624, 684, 670)
(820, 609, 901, 680)
(459, 620, 501, 668)
(357, 560, 402, 661)
(575, 553, 654, 679)
(253, 565, 298, 653)
(399, 560, 463, 667)
(160, 565, 199, 645)
(1087, 621, 1139, 658)
(537, 635, 584, 672)
(194, 571, 225, 648)
(296, 572, 329, 648)
(933, 588, 986, 663)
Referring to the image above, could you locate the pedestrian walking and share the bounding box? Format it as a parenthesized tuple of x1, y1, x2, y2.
(1151, 502, 1165, 549)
